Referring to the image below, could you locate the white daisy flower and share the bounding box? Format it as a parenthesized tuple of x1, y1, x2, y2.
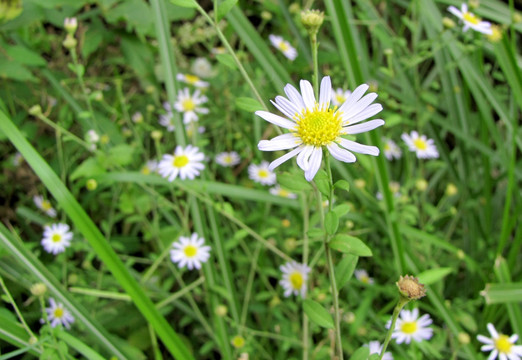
(191, 58, 213, 78)
(280, 261, 311, 298)
(158, 145, 205, 181)
(448, 4, 492, 35)
(256, 76, 384, 181)
(186, 122, 206, 138)
(170, 233, 211, 270)
(331, 88, 351, 106)
(354, 269, 374, 285)
(383, 138, 402, 160)
(46, 298, 75, 329)
(215, 151, 240, 167)
(86, 129, 100, 143)
(141, 160, 158, 175)
(63, 17, 78, 34)
(248, 161, 277, 185)
(33, 195, 57, 218)
(211, 47, 226, 55)
(176, 73, 209, 88)
(401, 131, 439, 159)
(387, 308, 433, 344)
(12, 152, 24, 166)
(477, 323, 522, 360)
(269, 34, 298, 61)
(173, 88, 209, 124)
(132, 111, 143, 123)
(365, 341, 393, 360)
(159, 113, 175, 132)
(41, 223, 73, 255)
(269, 185, 297, 199)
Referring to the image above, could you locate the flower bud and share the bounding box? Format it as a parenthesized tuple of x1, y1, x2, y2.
(396, 275, 426, 300)
(151, 130, 163, 140)
(86, 179, 97, 191)
(215, 304, 228, 317)
(62, 34, 77, 50)
(458, 332, 470, 344)
(64, 17, 78, 35)
(30, 283, 47, 297)
(231, 335, 245, 349)
(28, 105, 42, 116)
(300, 9, 324, 35)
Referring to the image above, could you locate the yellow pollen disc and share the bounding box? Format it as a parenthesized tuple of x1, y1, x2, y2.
(224, 156, 232, 163)
(401, 321, 417, 334)
(278, 42, 289, 51)
(231, 335, 245, 348)
(258, 169, 269, 178)
(294, 105, 342, 146)
(141, 167, 151, 175)
(183, 245, 198, 258)
(182, 99, 196, 111)
(279, 189, 289, 197)
(42, 200, 52, 211)
(495, 335, 512, 354)
(54, 308, 64, 318)
(463, 12, 480, 25)
(413, 138, 428, 150)
(52, 234, 62, 243)
(173, 155, 189, 168)
(289, 272, 304, 290)
(184, 74, 200, 84)
(335, 94, 345, 104)
(361, 275, 370, 284)
(384, 143, 390, 151)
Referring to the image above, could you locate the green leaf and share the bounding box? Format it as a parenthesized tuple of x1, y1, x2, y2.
(0, 57, 37, 82)
(235, 97, 263, 112)
(482, 283, 522, 304)
(351, 346, 370, 360)
(277, 170, 311, 191)
(307, 228, 324, 239)
(314, 170, 330, 198)
(303, 299, 334, 329)
(325, 211, 339, 235)
(329, 234, 372, 257)
(333, 179, 350, 192)
(417, 267, 453, 285)
(332, 204, 351, 218)
(216, 0, 237, 21)
(169, 0, 197, 8)
(335, 254, 358, 289)
(5, 45, 46, 67)
(216, 53, 237, 69)
(70, 157, 106, 181)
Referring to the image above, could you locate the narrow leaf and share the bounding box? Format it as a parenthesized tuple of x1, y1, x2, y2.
(303, 299, 334, 329)
(329, 234, 372, 257)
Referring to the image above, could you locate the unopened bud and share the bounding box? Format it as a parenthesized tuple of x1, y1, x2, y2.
(28, 105, 42, 116)
(86, 179, 97, 191)
(151, 130, 163, 140)
(62, 34, 77, 50)
(300, 9, 324, 35)
(64, 17, 78, 35)
(458, 332, 470, 344)
(415, 179, 428, 191)
(231, 335, 245, 349)
(30, 283, 47, 297)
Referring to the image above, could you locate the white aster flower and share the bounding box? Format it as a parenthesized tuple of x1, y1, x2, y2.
(331, 88, 351, 106)
(33, 195, 57, 218)
(365, 341, 393, 360)
(159, 113, 175, 132)
(12, 152, 24, 166)
(132, 111, 143, 123)
(269, 34, 298, 61)
(256, 76, 384, 181)
(174, 88, 209, 124)
(248, 161, 277, 185)
(63, 17, 78, 34)
(383, 138, 402, 160)
(41, 223, 73, 255)
(141, 160, 158, 175)
(448, 4, 492, 35)
(280, 261, 311, 298)
(211, 47, 226, 55)
(158, 145, 205, 181)
(387, 308, 433, 344)
(176, 73, 209, 88)
(191, 58, 213, 78)
(401, 131, 439, 159)
(86, 129, 100, 143)
(46, 298, 75, 329)
(170, 233, 211, 270)
(477, 323, 522, 360)
(269, 185, 297, 199)
(354, 269, 374, 285)
(215, 151, 240, 167)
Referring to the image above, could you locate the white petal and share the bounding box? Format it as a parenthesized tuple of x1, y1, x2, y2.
(327, 143, 356, 163)
(487, 323, 499, 338)
(305, 147, 322, 181)
(319, 76, 331, 109)
(338, 138, 380, 156)
(272, 97, 299, 119)
(258, 133, 301, 151)
(344, 120, 385, 134)
(344, 103, 383, 125)
(268, 146, 303, 170)
(284, 84, 305, 111)
(300, 80, 316, 110)
(341, 93, 378, 122)
(255, 111, 296, 129)
(296, 145, 314, 171)
(337, 84, 369, 114)
(447, 6, 462, 18)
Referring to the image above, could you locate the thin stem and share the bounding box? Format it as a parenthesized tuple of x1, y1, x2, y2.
(379, 297, 409, 360)
(310, 31, 319, 99)
(301, 194, 310, 360)
(323, 153, 343, 360)
(70, 48, 97, 125)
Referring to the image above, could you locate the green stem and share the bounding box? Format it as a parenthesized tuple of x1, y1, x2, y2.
(323, 153, 343, 360)
(70, 48, 96, 125)
(379, 297, 409, 360)
(310, 31, 319, 99)
(301, 195, 310, 360)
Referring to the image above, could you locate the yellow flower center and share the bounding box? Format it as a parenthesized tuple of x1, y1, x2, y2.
(258, 169, 269, 178)
(401, 321, 417, 334)
(182, 99, 196, 111)
(278, 41, 289, 52)
(184, 74, 200, 84)
(41, 200, 52, 211)
(183, 245, 198, 258)
(53, 308, 64, 318)
(463, 12, 480, 25)
(52, 234, 62, 243)
(335, 94, 346, 104)
(231, 335, 245, 348)
(384, 143, 390, 151)
(294, 105, 343, 146)
(289, 272, 304, 290)
(279, 189, 290, 197)
(141, 167, 151, 175)
(224, 155, 233, 163)
(413, 138, 428, 150)
(173, 155, 189, 168)
(360, 275, 370, 284)
(495, 335, 512, 354)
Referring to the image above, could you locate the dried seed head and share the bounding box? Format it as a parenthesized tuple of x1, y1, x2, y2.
(396, 275, 426, 300)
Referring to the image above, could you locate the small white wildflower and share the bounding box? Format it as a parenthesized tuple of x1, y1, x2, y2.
(448, 3, 493, 34)
(158, 145, 205, 181)
(269, 185, 297, 199)
(331, 88, 351, 106)
(383, 138, 402, 160)
(269, 34, 298, 61)
(477, 323, 522, 360)
(170, 233, 211, 270)
(280, 261, 311, 298)
(173, 88, 209, 124)
(354, 269, 374, 285)
(141, 160, 158, 175)
(33, 195, 57, 218)
(401, 131, 439, 159)
(248, 161, 276, 186)
(191, 58, 213, 78)
(41, 223, 73, 255)
(215, 151, 240, 167)
(176, 73, 209, 88)
(46, 298, 75, 329)
(365, 341, 393, 360)
(387, 308, 433, 344)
